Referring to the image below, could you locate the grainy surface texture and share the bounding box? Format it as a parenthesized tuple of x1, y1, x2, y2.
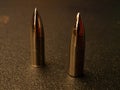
(0, 0, 120, 90)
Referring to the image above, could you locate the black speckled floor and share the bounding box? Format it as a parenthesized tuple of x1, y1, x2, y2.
(0, 0, 120, 90)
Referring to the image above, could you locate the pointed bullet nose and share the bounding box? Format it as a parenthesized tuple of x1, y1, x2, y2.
(33, 8, 44, 36)
(76, 12, 85, 37)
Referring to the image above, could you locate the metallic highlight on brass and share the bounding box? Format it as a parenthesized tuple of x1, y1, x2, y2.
(68, 12, 85, 77)
(30, 8, 45, 67)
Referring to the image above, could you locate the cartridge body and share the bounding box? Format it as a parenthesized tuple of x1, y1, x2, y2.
(69, 13, 85, 77)
(30, 8, 45, 67)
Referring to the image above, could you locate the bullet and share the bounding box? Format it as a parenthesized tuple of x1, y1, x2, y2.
(68, 12, 85, 77)
(30, 8, 45, 67)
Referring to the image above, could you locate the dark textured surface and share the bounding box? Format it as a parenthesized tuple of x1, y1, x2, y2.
(0, 0, 120, 90)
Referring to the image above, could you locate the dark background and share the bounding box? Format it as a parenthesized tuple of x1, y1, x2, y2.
(0, 0, 120, 90)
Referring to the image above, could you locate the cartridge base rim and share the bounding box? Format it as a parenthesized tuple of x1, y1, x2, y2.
(32, 65, 45, 68)
(68, 72, 84, 78)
